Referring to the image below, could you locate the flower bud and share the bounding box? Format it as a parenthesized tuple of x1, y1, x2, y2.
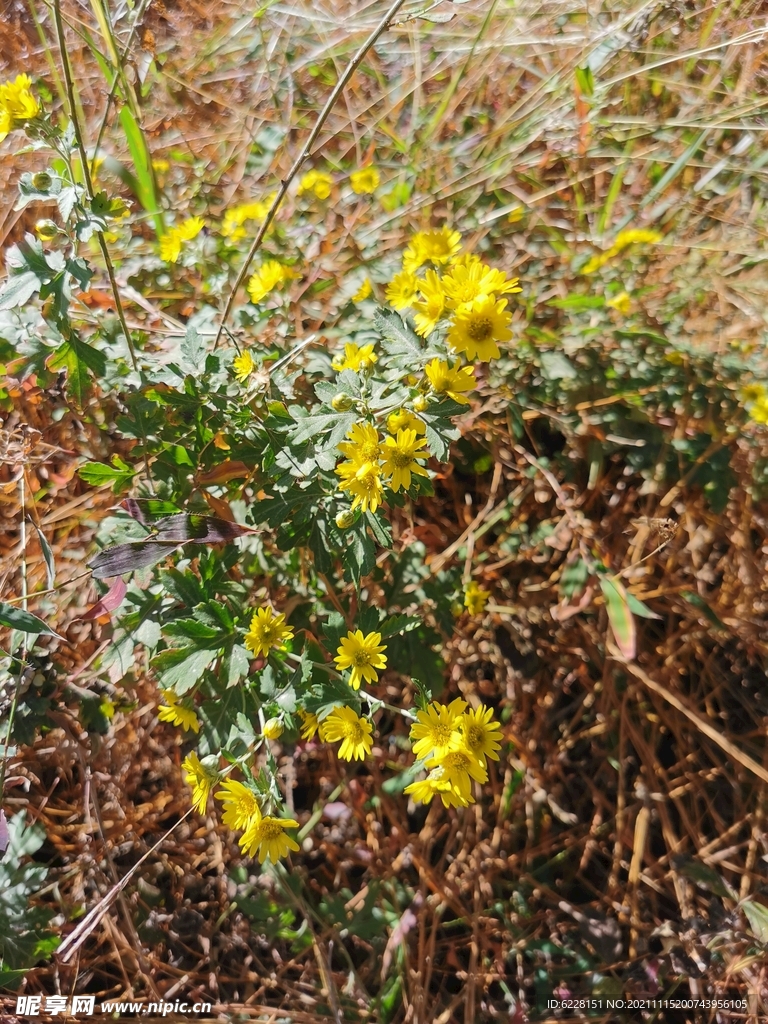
(32, 171, 53, 191)
(331, 393, 354, 412)
(263, 717, 284, 740)
(335, 509, 356, 529)
(35, 219, 59, 241)
(412, 394, 430, 412)
(358, 356, 374, 374)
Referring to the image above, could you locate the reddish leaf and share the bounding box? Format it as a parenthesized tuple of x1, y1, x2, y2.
(82, 578, 128, 620)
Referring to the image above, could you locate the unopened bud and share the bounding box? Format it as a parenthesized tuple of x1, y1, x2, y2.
(331, 393, 354, 412)
(335, 509, 356, 529)
(35, 219, 59, 241)
(263, 717, 284, 740)
(413, 394, 429, 412)
(358, 356, 374, 374)
(32, 171, 53, 191)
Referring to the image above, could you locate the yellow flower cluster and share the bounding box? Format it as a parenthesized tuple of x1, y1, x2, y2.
(335, 421, 430, 512)
(582, 228, 663, 274)
(221, 196, 275, 242)
(183, 755, 300, 863)
(296, 164, 381, 200)
(742, 383, 768, 425)
(405, 700, 502, 808)
(246, 259, 299, 304)
(388, 232, 521, 360)
(297, 169, 333, 200)
(216, 778, 300, 863)
(332, 342, 377, 372)
(159, 216, 205, 263)
(0, 74, 40, 144)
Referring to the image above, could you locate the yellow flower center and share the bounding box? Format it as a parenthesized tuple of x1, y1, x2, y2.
(390, 449, 414, 469)
(353, 650, 372, 667)
(464, 724, 484, 750)
(442, 750, 470, 771)
(360, 441, 381, 462)
(432, 723, 454, 746)
(467, 317, 493, 342)
(257, 815, 284, 839)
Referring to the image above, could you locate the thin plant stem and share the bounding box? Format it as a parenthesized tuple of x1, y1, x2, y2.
(52, 0, 139, 373)
(0, 475, 29, 798)
(212, 0, 410, 350)
(52, 0, 157, 493)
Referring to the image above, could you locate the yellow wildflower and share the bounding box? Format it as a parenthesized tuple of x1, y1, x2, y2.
(382, 428, 430, 492)
(152, 158, 170, 175)
(247, 260, 299, 304)
(299, 710, 320, 741)
(221, 197, 274, 242)
(158, 690, 200, 734)
(404, 767, 466, 808)
(233, 349, 256, 383)
(336, 422, 382, 476)
(244, 607, 294, 658)
(744, 385, 768, 425)
(454, 704, 503, 768)
(0, 74, 40, 142)
(442, 257, 521, 310)
(409, 698, 467, 760)
(334, 630, 388, 689)
(448, 294, 512, 361)
(320, 705, 374, 761)
(403, 227, 461, 274)
(582, 228, 663, 274)
(352, 278, 373, 303)
(215, 779, 261, 831)
(464, 580, 490, 615)
(426, 747, 487, 804)
(386, 270, 419, 310)
(412, 270, 445, 338)
(606, 291, 632, 315)
(183, 752, 219, 815)
(350, 166, 380, 194)
(159, 216, 205, 263)
(298, 170, 333, 200)
(424, 358, 475, 404)
(239, 806, 300, 863)
(386, 409, 425, 435)
(337, 463, 384, 513)
(332, 342, 378, 372)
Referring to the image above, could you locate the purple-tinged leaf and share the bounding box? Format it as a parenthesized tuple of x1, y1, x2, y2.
(88, 541, 180, 579)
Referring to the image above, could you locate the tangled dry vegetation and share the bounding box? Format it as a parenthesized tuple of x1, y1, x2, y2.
(3, 0, 768, 1021)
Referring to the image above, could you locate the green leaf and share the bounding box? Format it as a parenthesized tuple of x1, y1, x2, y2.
(118, 105, 164, 237)
(379, 614, 420, 639)
(575, 65, 595, 97)
(742, 899, 768, 944)
(600, 575, 636, 659)
(151, 648, 217, 693)
(0, 602, 63, 640)
(304, 677, 361, 719)
(547, 295, 605, 310)
(28, 519, 55, 589)
(681, 590, 729, 632)
(79, 458, 137, 492)
(625, 592, 661, 620)
(0, 271, 40, 310)
(560, 558, 589, 599)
